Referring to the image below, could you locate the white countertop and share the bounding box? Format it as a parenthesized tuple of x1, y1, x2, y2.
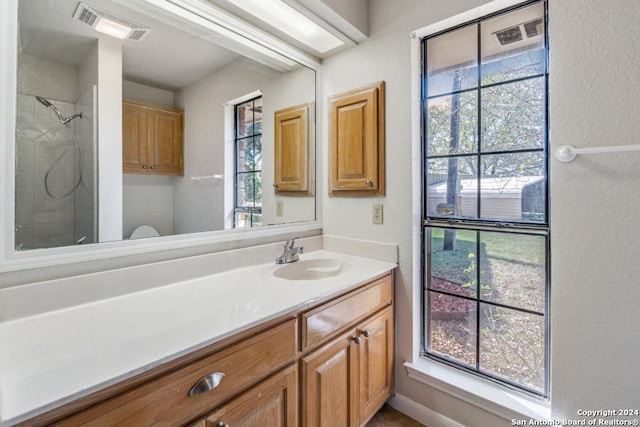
(0, 250, 396, 426)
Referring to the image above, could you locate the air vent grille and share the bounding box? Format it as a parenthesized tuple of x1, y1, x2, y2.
(77, 8, 99, 26)
(73, 2, 151, 41)
(493, 17, 543, 46)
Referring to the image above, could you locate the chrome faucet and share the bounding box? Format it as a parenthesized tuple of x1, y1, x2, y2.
(275, 238, 304, 264)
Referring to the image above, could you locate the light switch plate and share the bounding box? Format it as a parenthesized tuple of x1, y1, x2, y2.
(372, 203, 383, 224)
(276, 200, 284, 217)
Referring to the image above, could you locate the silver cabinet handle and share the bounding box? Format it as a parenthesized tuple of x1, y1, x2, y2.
(142, 165, 148, 169)
(217, 422, 230, 427)
(365, 179, 374, 186)
(352, 336, 361, 344)
(187, 372, 225, 396)
(150, 165, 155, 170)
(362, 330, 371, 338)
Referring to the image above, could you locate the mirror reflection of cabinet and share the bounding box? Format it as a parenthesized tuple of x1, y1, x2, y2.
(274, 104, 310, 194)
(123, 99, 184, 176)
(329, 81, 385, 196)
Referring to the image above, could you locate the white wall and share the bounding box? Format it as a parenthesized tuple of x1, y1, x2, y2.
(548, 0, 640, 420)
(261, 66, 316, 226)
(97, 36, 123, 243)
(122, 80, 175, 108)
(17, 54, 77, 103)
(174, 58, 281, 234)
(321, 0, 640, 425)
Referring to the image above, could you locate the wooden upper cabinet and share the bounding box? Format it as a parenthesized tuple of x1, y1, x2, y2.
(274, 104, 310, 194)
(329, 82, 385, 196)
(123, 99, 184, 176)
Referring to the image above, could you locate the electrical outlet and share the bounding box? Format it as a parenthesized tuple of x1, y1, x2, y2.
(276, 200, 284, 217)
(372, 203, 383, 224)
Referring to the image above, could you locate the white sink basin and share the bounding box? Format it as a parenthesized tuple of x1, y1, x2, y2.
(273, 258, 347, 281)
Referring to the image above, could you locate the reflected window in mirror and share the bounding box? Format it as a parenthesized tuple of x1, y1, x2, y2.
(234, 96, 263, 228)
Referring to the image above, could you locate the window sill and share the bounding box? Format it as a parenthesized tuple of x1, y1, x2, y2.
(404, 358, 551, 422)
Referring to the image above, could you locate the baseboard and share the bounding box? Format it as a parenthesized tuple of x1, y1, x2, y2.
(388, 393, 465, 427)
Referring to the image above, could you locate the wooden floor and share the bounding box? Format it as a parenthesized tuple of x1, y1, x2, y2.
(365, 404, 425, 427)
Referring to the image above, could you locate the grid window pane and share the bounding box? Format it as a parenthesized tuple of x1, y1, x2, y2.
(479, 231, 546, 313)
(237, 137, 262, 172)
(426, 24, 478, 97)
(428, 228, 477, 298)
(479, 304, 545, 393)
(236, 100, 254, 139)
(479, 151, 545, 222)
(237, 138, 250, 172)
(236, 172, 261, 207)
(481, 77, 545, 153)
(234, 96, 262, 228)
(480, 2, 545, 85)
(426, 156, 478, 219)
(252, 136, 263, 170)
(234, 212, 262, 228)
(427, 91, 478, 156)
(428, 291, 477, 367)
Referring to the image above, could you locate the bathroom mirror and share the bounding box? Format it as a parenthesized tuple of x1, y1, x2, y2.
(14, 0, 317, 251)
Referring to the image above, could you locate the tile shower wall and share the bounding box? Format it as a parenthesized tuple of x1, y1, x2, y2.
(15, 94, 94, 250)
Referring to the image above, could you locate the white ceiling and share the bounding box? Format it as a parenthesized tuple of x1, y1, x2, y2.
(18, 0, 258, 91)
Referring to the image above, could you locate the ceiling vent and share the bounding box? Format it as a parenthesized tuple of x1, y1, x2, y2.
(73, 2, 150, 41)
(494, 17, 543, 46)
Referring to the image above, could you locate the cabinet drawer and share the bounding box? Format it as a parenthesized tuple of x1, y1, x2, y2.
(57, 319, 297, 427)
(204, 364, 298, 427)
(300, 275, 392, 353)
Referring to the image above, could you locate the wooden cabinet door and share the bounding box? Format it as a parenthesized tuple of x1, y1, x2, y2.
(148, 107, 184, 176)
(301, 330, 359, 427)
(122, 101, 149, 173)
(329, 82, 384, 196)
(205, 364, 297, 427)
(122, 100, 184, 176)
(274, 104, 309, 193)
(357, 307, 394, 426)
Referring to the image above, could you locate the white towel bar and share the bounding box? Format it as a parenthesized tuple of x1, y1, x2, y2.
(190, 174, 223, 181)
(555, 144, 640, 162)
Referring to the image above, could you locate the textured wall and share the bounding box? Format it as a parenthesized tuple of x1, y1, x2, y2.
(548, 0, 640, 420)
(261, 66, 316, 226)
(323, 0, 640, 425)
(174, 58, 280, 234)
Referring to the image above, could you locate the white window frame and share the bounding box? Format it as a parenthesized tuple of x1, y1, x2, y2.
(223, 90, 262, 230)
(409, 0, 551, 421)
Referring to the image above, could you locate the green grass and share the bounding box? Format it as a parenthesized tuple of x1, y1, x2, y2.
(429, 228, 546, 312)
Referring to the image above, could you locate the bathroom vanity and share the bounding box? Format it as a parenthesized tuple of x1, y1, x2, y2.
(0, 243, 396, 427)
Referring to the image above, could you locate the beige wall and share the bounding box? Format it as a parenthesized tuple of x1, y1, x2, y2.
(321, 0, 640, 425)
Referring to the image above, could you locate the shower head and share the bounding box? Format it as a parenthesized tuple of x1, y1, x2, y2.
(35, 96, 82, 126)
(35, 96, 54, 109)
(36, 96, 65, 123)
